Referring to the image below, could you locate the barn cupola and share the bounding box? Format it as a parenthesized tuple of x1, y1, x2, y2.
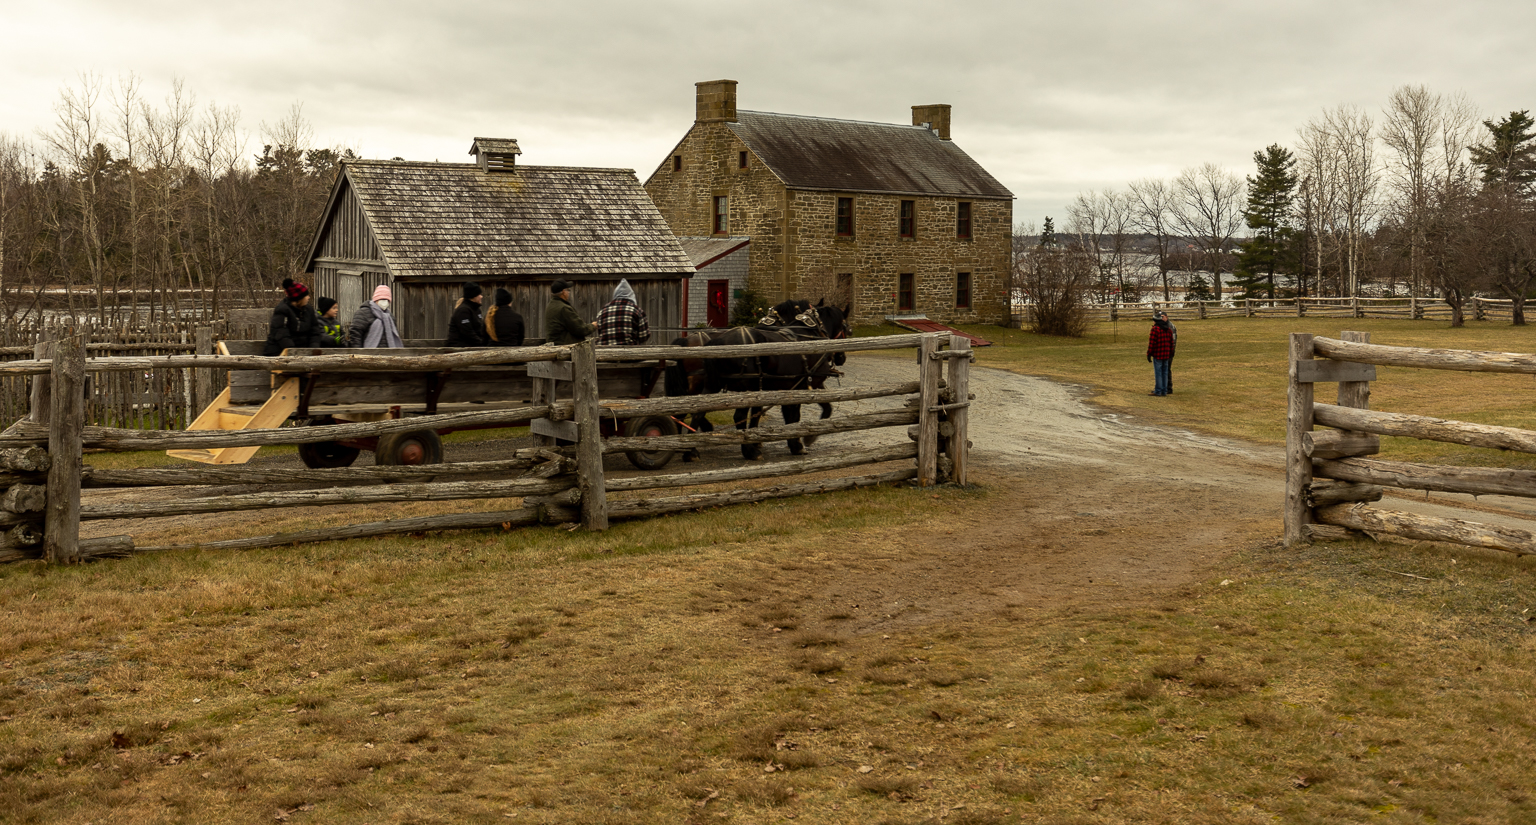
(469, 137, 522, 173)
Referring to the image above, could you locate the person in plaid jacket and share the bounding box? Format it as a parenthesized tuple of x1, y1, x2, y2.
(1147, 310, 1177, 396)
(595, 279, 650, 346)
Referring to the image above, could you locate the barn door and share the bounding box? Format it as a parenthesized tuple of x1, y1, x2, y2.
(707, 280, 729, 328)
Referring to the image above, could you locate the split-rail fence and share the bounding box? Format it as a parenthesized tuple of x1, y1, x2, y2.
(1014, 296, 1522, 326)
(1285, 330, 1536, 554)
(0, 330, 972, 565)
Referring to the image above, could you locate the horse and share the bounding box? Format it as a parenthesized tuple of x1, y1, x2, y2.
(698, 298, 851, 460)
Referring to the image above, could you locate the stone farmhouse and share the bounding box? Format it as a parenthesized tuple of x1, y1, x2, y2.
(644, 80, 1014, 326)
(304, 138, 694, 342)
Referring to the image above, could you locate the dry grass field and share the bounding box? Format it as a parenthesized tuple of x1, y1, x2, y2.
(3, 316, 1536, 824)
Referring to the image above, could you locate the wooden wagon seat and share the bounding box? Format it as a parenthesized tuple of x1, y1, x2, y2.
(219, 341, 662, 417)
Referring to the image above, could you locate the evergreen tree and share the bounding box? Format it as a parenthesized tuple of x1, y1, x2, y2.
(1469, 110, 1536, 195)
(1234, 144, 1299, 299)
(1038, 216, 1055, 248)
(1185, 274, 1215, 301)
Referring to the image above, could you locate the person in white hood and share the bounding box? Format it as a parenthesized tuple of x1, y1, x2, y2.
(595, 279, 650, 346)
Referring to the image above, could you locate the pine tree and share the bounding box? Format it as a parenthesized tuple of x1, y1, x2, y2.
(1469, 110, 1536, 195)
(1234, 144, 1299, 299)
(1038, 216, 1055, 248)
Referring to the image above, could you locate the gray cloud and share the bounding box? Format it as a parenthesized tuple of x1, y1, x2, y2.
(4, 0, 1531, 224)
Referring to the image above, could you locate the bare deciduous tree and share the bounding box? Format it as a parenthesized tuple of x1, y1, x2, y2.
(1171, 162, 1245, 302)
(1297, 105, 1380, 296)
(1128, 177, 1178, 301)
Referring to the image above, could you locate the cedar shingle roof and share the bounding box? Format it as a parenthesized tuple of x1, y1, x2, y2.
(729, 110, 1012, 200)
(336, 160, 694, 279)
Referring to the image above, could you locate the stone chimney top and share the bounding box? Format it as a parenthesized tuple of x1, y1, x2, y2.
(469, 137, 521, 173)
(911, 104, 951, 140)
(696, 80, 738, 123)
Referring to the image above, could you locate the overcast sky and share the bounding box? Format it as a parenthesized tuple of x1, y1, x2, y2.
(4, 0, 1531, 223)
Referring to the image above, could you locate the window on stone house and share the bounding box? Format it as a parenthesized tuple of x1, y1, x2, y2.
(957, 202, 972, 238)
(673, 155, 682, 172)
(738, 151, 748, 169)
(713, 196, 728, 234)
(899, 200, 915, 238)
(836, 197, 854, 237)
(898, 273, 915, 311)
(956, 272, 971, 309)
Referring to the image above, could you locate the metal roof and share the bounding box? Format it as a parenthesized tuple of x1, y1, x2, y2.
(729, 110, 1013, 200)
(325, 160, 695, 279)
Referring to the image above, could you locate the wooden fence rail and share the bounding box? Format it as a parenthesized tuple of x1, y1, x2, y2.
(1285, 329, 1536, 556)
(1015, 296, 1516, 326)
(1, 331, 971, 564)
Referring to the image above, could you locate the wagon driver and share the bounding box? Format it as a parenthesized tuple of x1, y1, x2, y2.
(544, 279, 595, 346)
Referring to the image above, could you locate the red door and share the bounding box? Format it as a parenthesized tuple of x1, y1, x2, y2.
(707, 280, 729, 327)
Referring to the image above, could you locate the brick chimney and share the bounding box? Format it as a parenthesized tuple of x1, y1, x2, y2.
(912, 104, 951, 140)
(696, 80, 738, 123)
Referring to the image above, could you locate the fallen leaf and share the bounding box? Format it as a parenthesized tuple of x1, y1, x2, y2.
(858, 765, 874, 774)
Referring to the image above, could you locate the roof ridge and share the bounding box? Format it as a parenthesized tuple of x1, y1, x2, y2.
(345, 159, 638, 174)
(737, 109, 930, 131)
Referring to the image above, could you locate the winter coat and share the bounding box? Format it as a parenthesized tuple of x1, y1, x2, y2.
(1147, 320, 1176, 361)
(544, 296, 593, 346)
(347, 301, 404, 348)
(486, 305, 525, 347)
(263, 299, 320, 356)
(445, 300, 490, 347)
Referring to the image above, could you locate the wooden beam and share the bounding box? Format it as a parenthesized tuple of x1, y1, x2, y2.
(135, 507, 545, 553)
(1314, 404, 1536, 454)
(1304, 429, 1381, 459)
(608, 468, 917, 519)
(1313, 336, 1536, 375)
(571, 340, 608, 531)
(1307, 479, 1383, 506)
(945, 335, 972, 485)
(1294, 359, 1377, 384)
(1315, 456, 1536, 499)
(81, 451, 568, 488)
(44, 327, 85, 564)
(601, 410, 916, 455)
(605, 443, 918, 492)
(79, 476, 575, 521)
(1316, 503, 1536, 556)
(1284, 333, 1315, 547)
(917, 335, 941, 487)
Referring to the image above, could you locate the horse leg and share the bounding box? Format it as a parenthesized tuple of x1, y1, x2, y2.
(783, 403, 804, 455)
(736, 405, 763, 460)
(800, 401, 832, 450)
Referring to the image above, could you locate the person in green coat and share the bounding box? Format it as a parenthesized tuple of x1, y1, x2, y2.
(544, 279, 594, 345)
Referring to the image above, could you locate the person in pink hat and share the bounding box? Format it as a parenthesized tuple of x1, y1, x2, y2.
(348, 284, 403, 348)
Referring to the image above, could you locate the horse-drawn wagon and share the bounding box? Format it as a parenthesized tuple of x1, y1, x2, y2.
(167, 340, 680, 470)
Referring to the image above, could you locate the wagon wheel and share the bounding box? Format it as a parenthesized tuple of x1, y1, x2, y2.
(623, 415, 678, 471)
(297, 417, 360, 469)
(375, 429, 445, 466)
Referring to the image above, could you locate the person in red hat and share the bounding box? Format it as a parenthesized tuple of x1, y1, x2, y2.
(263, 277, 320, 355)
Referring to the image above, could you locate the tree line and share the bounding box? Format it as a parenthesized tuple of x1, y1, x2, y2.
(0, 74, 349, 323)
(1023, 85, 1536, 329)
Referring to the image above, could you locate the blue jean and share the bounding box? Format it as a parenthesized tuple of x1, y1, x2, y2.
(1153, 359, 1172, 395)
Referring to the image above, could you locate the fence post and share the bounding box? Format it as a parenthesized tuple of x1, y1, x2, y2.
(571, 340, 608, 531)
(1338, 329, 1372, 410)
(1198, 301, 1207, 320)
(194, 326, 215, 413)
(44, 326, 85, 564)
(1245, 298, 1253, 317)
(27, 328, 55, 427)
(1474, 298, 1486, 322)
(1284, 332, 1315, 548)
(917, 334, 940, 487)
(1410, 295, 1419, 320)
(945, 334, 971, 486)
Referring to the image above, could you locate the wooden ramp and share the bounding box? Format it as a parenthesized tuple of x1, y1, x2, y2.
(888, 315, 992, 347)
(167, 379, 302, 465)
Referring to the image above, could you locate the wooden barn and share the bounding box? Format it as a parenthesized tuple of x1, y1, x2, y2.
(303, 138, 694, 342)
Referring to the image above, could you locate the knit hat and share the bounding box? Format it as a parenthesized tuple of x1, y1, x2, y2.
(494, 287, 512, 306)
(1154, 310, 1168, 320)
(371, 284, 392, 302)
(463, 281, 484, 300)
(283, 278, 309, 301)
(550, 279, 571, 294)
(317, 296, 337, 315)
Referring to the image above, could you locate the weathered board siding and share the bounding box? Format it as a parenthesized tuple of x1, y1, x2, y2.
(310, 182, 392, 323)
(397, 278, 681, 343)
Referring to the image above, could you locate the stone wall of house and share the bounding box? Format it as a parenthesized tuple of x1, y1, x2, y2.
(645, 118, 1012, 327)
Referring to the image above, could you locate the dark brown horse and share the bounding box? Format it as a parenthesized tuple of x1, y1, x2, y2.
(699, 299, 850, 459)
